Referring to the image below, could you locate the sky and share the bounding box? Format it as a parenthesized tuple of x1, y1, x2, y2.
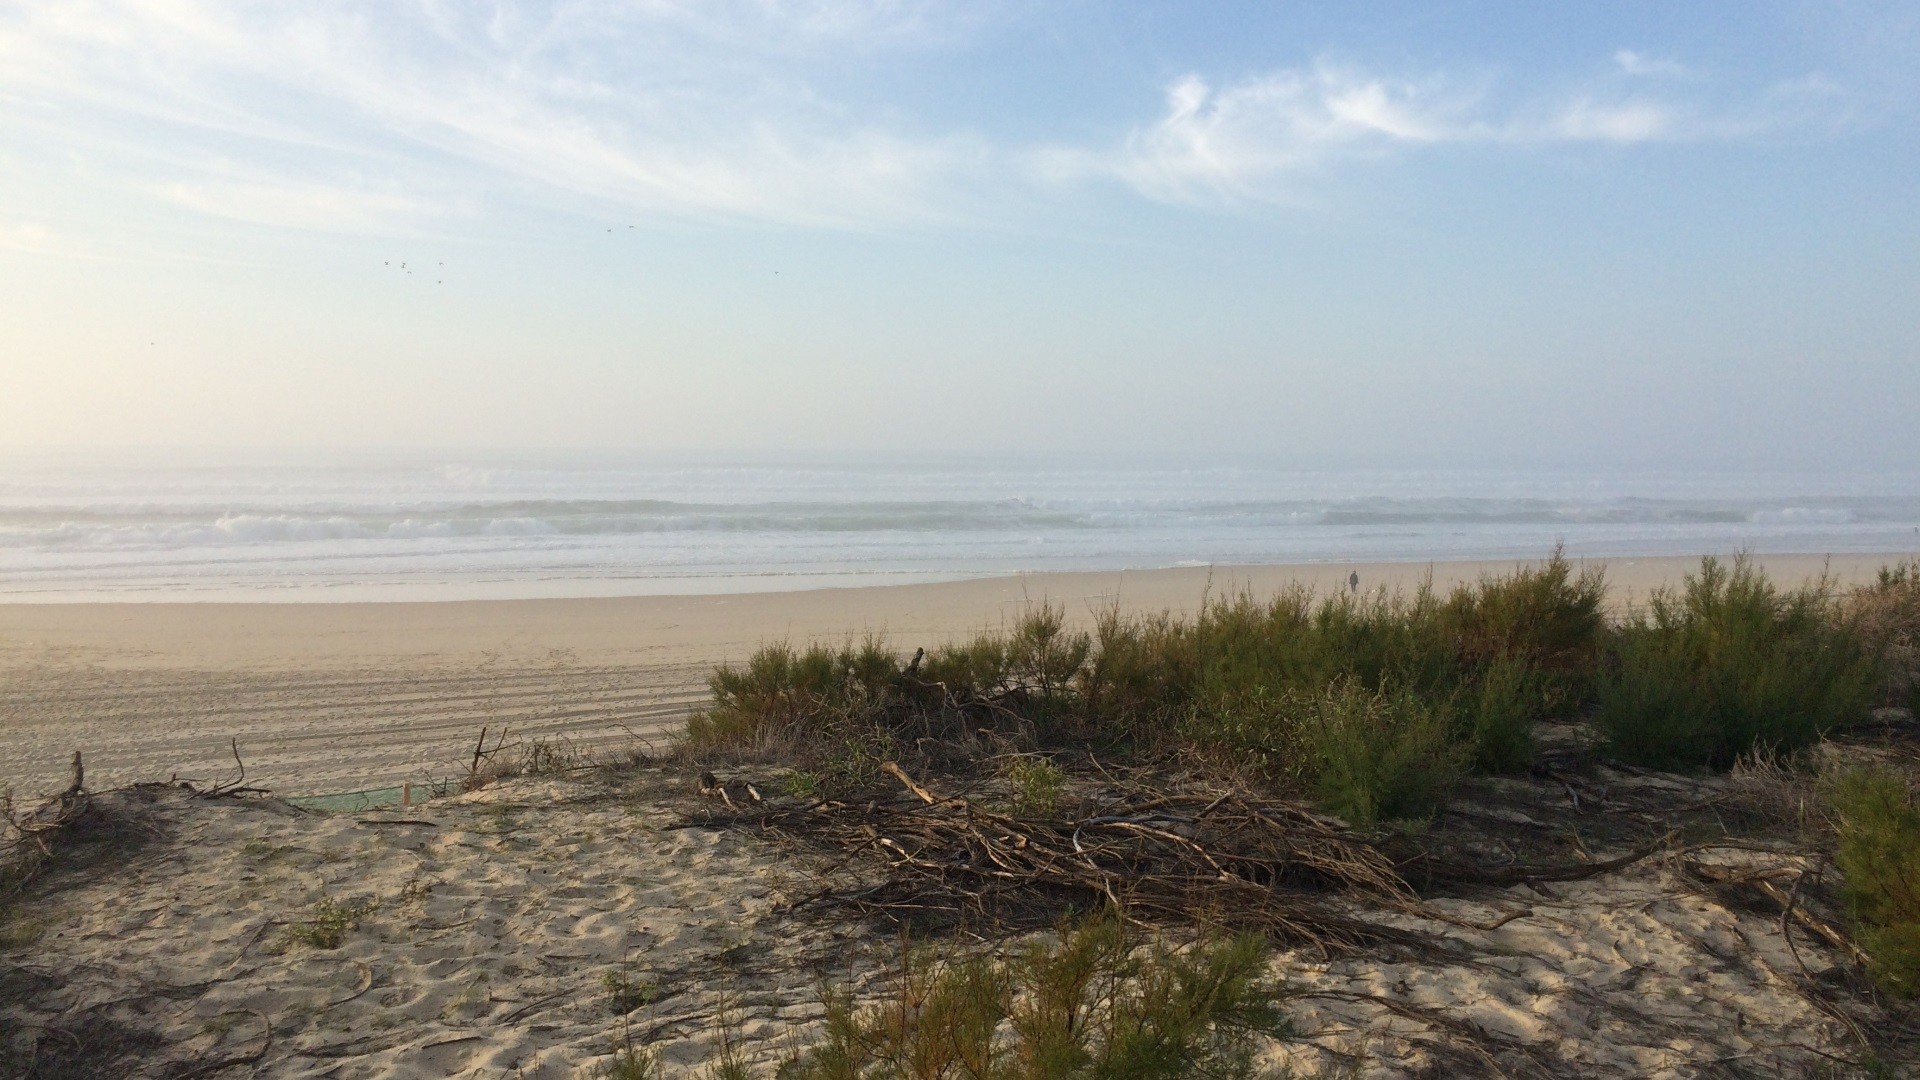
(1, 1, 1917, 470)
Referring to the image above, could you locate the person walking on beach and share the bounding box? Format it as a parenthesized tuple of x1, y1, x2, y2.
(1348, 571, 1360, 595)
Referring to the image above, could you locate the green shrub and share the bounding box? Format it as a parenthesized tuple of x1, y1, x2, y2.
(1442, 549, 1606, 686)
(921, 606, 1092, 741)
(1078, 554, 1596, 760)
(599, 1030, 661, 1080)
(1829, 767, 1920, 998)
(689, 637, 902, 750)
(1182, 681, 1460, 827)
(779, 914, 1290, 1080)
(1003, 756, 1066, 819)
(1846, 561, 1920, 712)
(687, 554, 1605, 818)
(1295, 682, 1461, 827)
(1463, 655, 1539, 774)
(1596, 556, 1878, 770)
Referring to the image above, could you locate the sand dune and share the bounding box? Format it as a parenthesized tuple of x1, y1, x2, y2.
(0, 770, 1872, 1078)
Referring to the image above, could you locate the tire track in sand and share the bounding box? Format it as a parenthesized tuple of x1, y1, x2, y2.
(0, 663, 709, 797)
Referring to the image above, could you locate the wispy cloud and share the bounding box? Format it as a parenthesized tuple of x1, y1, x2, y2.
(0, 0, 990, 231)
(1036, 66, 1475, 203)
(0, 5, 1867, 231)
(1055, 56, 1853, 206)
(1613, 50, 1692, 79)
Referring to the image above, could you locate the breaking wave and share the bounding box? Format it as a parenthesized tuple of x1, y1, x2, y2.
(1, 458, 1916, 599)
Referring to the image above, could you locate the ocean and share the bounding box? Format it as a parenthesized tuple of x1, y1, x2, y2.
(2, 454, 1917, 601)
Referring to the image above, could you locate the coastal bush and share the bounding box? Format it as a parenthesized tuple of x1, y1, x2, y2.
(1595, 556, 1878, 770)
(1463, 656, 1540, 774)
(1829, 766, 1920, 998)
(1440, 549, 1607, 693)
(1294, 682, 1461, 827)
(778, 914, 1291, 1080)
(689, 637, 901, 751)
(1846, 561, 1920, 711)
(688, 554, 1607, 818)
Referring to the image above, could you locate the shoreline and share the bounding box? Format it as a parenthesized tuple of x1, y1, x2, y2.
(1, 552, 1908, 798)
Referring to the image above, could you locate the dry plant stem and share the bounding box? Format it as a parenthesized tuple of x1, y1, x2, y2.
(1678, 853, 1870, 966)
(725, 763, 1442, 950)
(198, 739, 272, 798)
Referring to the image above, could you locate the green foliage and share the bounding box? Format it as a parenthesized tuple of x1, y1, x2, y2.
(1176, 680, 1461, 826)
(690, 636, 902, 750)
(784, 770, 826, 800)
(1293, 682, 1462, 828)
(1596, 556, 1878, 770)
(688, 554, 1612, 818)
(1002, 756, 1067, 819)
(1846, 560, 1920, 711)
(779, 915, 1291, 1080)
(285, 895, 375, 950)
(1464, 656, 1540, 774)
(1440, 550, 1606, 693)
(1829, 767, 1920, 998)
(603, 968, 658, 1015)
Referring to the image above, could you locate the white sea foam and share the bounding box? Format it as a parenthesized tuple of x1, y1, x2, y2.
(0, 456, 1915, 601)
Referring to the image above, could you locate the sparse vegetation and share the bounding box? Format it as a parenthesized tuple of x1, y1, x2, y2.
(600, 1024, 662, 1080)
(778, 914, 1291, 1080)
(705, 1000, 755, 1080)
(463, 730, 600, 792)
(604, 968, 659, 1015)
(284, 895, 376, 949)
(0, 913, 43, 948)
(1002, 756, 1066, 819)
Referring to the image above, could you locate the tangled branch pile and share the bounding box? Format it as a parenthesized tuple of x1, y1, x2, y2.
(1, 753, 94, 908)
(706, 760, 1640, 957)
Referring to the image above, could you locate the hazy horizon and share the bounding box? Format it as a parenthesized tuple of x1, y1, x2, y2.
(4, 452, 1916, 602)
(4, 2, 1918, 470)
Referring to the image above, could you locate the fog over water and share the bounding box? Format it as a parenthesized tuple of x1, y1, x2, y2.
(3, 456, 1915, 601)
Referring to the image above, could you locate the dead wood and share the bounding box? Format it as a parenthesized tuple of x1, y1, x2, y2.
(706, 762, 1432, 950)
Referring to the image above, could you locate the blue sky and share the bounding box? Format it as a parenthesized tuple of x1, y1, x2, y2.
(2, 1, 1916, 468)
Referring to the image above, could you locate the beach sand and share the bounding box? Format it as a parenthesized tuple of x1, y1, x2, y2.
(0, 769, 1871, 1078)
(0, 553, 1902, 798)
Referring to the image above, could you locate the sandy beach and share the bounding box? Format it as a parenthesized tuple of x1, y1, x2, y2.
(0, 767, 1873, 1078)
(1, 553, 1904, 799)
